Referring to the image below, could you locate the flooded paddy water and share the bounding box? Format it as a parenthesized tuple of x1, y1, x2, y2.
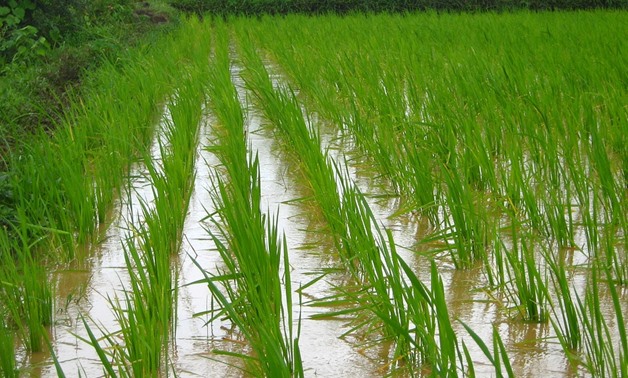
(10, 11, 626, 378)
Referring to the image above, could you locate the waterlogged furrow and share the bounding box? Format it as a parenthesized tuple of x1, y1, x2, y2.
(228, 50, 382, 375)
(57, 61, 208, 376)
(191, 29, 302, 376)
(44, 104, 171, 376)
(173, 113, 242, 375)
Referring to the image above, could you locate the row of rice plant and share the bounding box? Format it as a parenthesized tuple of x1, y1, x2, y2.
(81, 19, 212, 376)
(191, 22, 303, 376)
(233, 11, 626, 375)
(0, 220, 52, 376)
(233, 28, 499, 375)
(0, 16, 215, 375)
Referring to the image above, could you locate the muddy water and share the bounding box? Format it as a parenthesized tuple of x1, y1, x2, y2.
(171, 113, 245, 376)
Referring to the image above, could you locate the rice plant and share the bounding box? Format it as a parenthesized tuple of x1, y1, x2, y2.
(192, 28, 303, 375)
(0, 314, 16, 378)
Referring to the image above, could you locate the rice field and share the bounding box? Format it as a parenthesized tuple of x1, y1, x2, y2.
(0, 10, 626, 377)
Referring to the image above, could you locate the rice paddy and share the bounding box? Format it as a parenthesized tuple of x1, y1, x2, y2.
(1, 9, 626, 377)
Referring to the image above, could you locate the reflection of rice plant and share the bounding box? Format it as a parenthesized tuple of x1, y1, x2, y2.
(461, 322, 514, 377)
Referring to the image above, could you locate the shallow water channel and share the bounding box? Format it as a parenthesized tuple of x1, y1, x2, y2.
(31, 58, 627, 377)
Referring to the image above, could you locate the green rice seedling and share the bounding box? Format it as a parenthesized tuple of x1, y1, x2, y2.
(601, 227, 627, 286)
(82, 203, 181, 376)
(502, 227, 550, 323)
(105, 73, 207, 373)
(398, 123, 439, 224)
(120, 238, 173, 376)
(236, 37, 465, 374)
(21, 255, 53, 353)
(439, 162, 492, 269)
(81, 286, 172, 377)
(0, 211, 54, 353)
(192, 34, 303, 374)
(309, 165, 465, 375)
(586, 120, 623, 226)
(576, 267, 624, 377)
(238, 40, 345, 244)
(130, 208, 178, 325)
(144, 99, 202, 254)
(400, 258, 466, 375)
(240, 38, 417, 370)
(482, 225, 509, 289)
(44, 330, 67, 378)
(0, 13, 219, 376)
(545, 250, 581, 355)
(565, 153, 600, 253)
(203, 153, 303, 375)
(198, 188, 302, 376)
(79, 194, 178, 377)
(541, 188, 575, 250)
(335, 180, 416, 367)
(461, 322, 514, 378)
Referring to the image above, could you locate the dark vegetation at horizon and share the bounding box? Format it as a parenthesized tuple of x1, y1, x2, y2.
(173, 0, 626, 15)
